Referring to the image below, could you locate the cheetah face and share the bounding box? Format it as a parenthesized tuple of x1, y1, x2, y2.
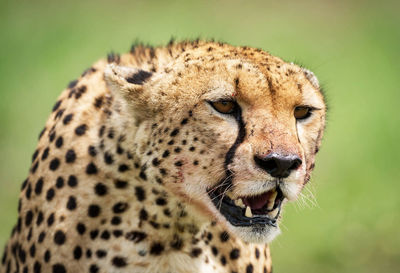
(105, 55, 326, 243)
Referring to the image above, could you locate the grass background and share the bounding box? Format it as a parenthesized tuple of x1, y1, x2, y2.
(0, 0, 399, 272)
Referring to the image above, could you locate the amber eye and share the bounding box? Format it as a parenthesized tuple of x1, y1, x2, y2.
(210, 101, 236, 114)
(294, 106, 312, 120)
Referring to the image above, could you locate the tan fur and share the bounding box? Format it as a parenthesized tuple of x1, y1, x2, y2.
(1, 40, 326, 273)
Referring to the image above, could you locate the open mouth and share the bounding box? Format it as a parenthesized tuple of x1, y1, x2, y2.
(208, 186, 284, 227)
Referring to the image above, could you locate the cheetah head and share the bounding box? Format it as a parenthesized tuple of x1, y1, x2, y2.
(105, 47, 326, 244)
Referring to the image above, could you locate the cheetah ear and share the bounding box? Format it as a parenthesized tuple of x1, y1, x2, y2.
(301, 67, 319, 89)
(104, 64, 156, 118)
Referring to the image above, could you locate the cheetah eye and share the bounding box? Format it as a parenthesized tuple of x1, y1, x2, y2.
(210, 100, 237, 114)
(294, 106, 312, 120)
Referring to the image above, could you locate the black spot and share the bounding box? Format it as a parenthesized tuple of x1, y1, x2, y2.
(68, 79, 78, 89)
(88, 146, 97, 156)
(220, 255, 227, 265)
(46, 188, 55, 201)
(118, 164, 129, 172)
(73, 246, 82, 260)
(230, 248, 240, 260)
(36, 211, 44, 226)
(32, 149, 39, 162)
(90, 230, 99, 240)
(255, 248, 260, 259)
(126, 70, 152, 85)
(150, 242, 164, 255)
(25, 183, 32, 199)
(162, 150, 170, 158)
(94, 96, 104, 108)
(41, 148, 49, 161)
(55, 136, 63, 148)
(152, 158, 160, 166)
(25, 210, 33, 227)
(65, 149, 76, 163)
(38, 231, 46, 243)
(112, 256, 127, 267)
(30, 244, 36, 258)
(55, 176, 64, 189)
(135, 186, 146, 201)
(115, 180, 127, 189)
(86, 249, 92, 258)
(139, 209, 148, 221)
(246, 264, 254, 273)
(111, 216, 121, 225)
(88, 204, 101, 217)
(125, 231, 147, 243)
(67, 175, 78, 187)
(75, 124, 87, 136)
(170, 235, 183, 250)
(62, 114, 73, 125)
(189, 146, 196, 151)
(94, 183, 108, 196)
(54, 230, 66, 245)
(139, 170, 147, 180)
(96, 250, 107, 258)
(220, 231, 230, 242)
(44, 249, 51, 262)
(49, 131, 56, 142)
(47, 213, 55, 226)
(100, 230, 110, 240)
(175, 161, 183, 167)
(191, 248, 202, 258)
(174, 147, 181, 153)
(90, 264, 99, 273)
(170, 128, 179, 137)
(86, 163, 98, 175)
(113, 230, 123, 237)
(181, 118, 188, 125)
(39, 127, 46, 139)
(49, 158, 60, 171)
(52, 100, 62, 112)
(112, 202, 129, 214)
(52, 263, 66, 273)
(66, 196, 77, 210)
(76, 223, 86, 235)
(211, 246, 218, 256)
(34, 177, 44, 195)
(155, 198, 167, 206)
(17, 247, 26, 264)
(31, 161, 39, 174)
(104, 152, 114, 164)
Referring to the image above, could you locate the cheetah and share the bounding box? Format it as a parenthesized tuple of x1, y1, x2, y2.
(1, 40, 326, 273)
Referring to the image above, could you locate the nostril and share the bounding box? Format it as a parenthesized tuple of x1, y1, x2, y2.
(254, 156, 278, 173)
(254, 153, 302, 178)
(290, 158, 302, 171)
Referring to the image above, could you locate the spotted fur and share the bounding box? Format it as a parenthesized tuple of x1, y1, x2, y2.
(1, 40, 326, 273)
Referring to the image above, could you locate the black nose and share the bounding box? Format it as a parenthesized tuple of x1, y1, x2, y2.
(254, 153, 302, 178)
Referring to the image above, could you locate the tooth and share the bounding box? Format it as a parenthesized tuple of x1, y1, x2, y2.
(236, 198, 244, 208)
(267, 191, 278, 210)
(269, 207, 279, 218)
(245, 206, 253, 217)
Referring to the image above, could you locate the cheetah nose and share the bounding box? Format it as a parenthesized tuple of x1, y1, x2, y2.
(254, 153, 302, 178)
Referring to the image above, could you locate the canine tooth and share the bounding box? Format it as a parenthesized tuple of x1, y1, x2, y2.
(267, 191, 278, 210)
(236, 198, 244, 208)
(245, 206, 253, 217)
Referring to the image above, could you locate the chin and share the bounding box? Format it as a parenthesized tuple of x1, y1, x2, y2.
(234, 224, 281, 244)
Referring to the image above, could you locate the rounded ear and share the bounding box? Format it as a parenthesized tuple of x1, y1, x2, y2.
(104, 64, 155, 120)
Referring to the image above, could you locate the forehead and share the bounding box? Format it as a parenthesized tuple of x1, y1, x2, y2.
(167, 44, 324, 110)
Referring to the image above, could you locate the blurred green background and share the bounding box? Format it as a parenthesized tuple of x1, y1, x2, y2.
(0, 0, 399, 272)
